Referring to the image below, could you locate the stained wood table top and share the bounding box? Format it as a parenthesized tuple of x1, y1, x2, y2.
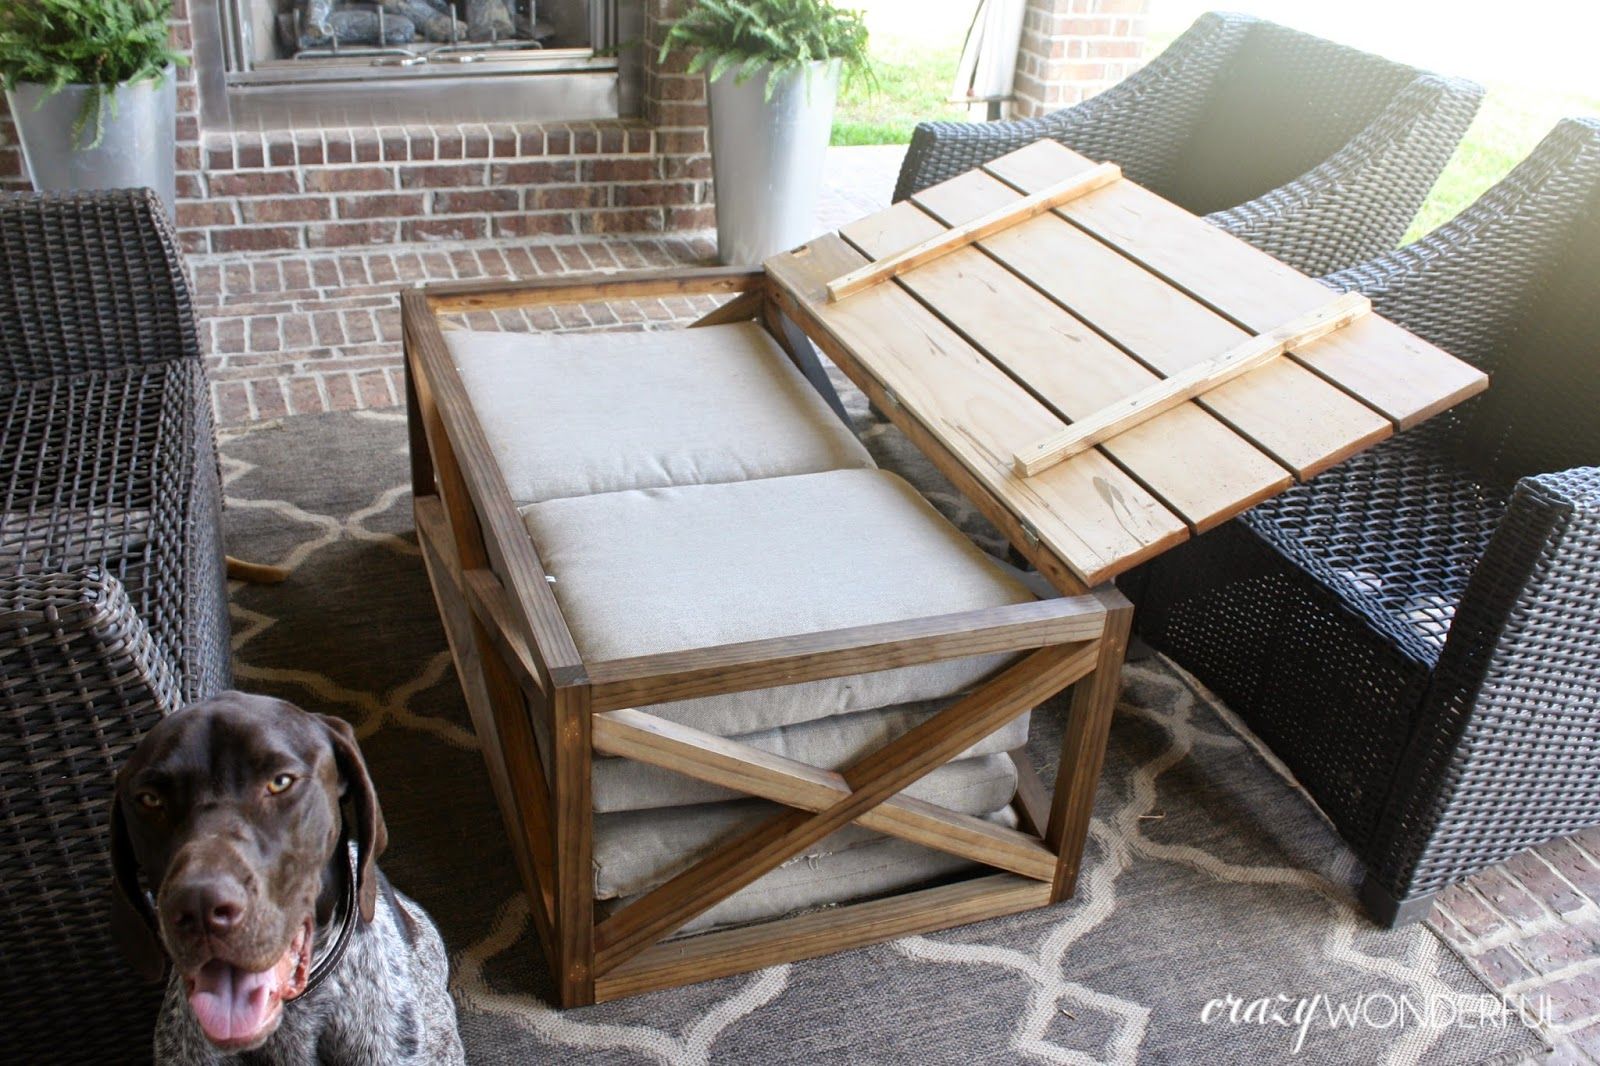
(765, 139, 1488, 594)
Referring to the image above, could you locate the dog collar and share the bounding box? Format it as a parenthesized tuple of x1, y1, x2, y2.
(298, 839, 360, 999)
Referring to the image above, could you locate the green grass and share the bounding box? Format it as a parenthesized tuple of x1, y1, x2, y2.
(1407, 84, 1600, 238)
(831, 36, 967, 145)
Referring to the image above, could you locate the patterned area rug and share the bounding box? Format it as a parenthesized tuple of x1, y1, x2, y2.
(220, 381, 1546, 1064)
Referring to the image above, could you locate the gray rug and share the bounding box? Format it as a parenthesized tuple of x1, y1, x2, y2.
(220, 392, 1546, 1065)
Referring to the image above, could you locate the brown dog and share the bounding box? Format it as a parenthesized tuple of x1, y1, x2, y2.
(110, 691, 462, 1063)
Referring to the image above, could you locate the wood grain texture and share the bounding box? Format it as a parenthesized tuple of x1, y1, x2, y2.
(1046, 587, 1133, 902)
(825, 163, 1121, 301)
(910, 171, 1393, 482)
(402, 291, 582, 676)
(766, 237, 1188, 588)
(592, 643, 1097, 975)
(414, 496, 557, 965)
(423, 265, 765, 313)
(584, 596, 1107, 713)
(1013, 292, 1373, 476)
(595, 874, 1051, 1002)
(981, 140, 1489, 428)
(839, 200, 1292, 532)
(553, 683, 595, 1005)
(593, 707, 1058, 880)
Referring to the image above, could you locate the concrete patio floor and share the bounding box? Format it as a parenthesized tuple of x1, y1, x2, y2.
(196, 143, 1600, 1062)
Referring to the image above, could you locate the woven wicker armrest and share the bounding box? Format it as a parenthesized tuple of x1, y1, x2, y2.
(1321, 118, 1600, 361)
(892, 11, 1250, 202)
(1370, 466, 1600, 898)
(0, 568, 180, 1059)
(1210, 73, 1484, 277)
(0, 189, 200, 386)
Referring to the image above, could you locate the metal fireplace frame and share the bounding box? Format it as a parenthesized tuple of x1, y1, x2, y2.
(193, 0, 641, 130)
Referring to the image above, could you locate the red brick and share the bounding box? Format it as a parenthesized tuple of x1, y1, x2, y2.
(210, 226, 300, 252)
(235, 141, 265, 168)
(492, 214, 576, 238)
(655, 75, 705, 101)
(286, 377, 326, 417)
(354, 136, 381, 163)
(614, 182, 697, 207)
(240, 198, 333, 223)
(431, 189, 519, 214)
(580, 208, 665, 234)
(249, 378, 289, 420)
(582, 158, 660, 182)
(303, 167, 394, 193)
(177, 200, 237, 228)
(658, 130, 707, 155)
(324, 373, 359, 412)
(268, 140, 296, 167)
(490, 160, 578, 184)
(402, 217, 488, 241)
(528, 185, 609, 210)
(213, 381, 252, 424)
(667, 205, 717, 230)
(306, 221, 400, 248)
(663, 155, 712, 180)
(399, 164, 488, 188)
(357, 370, 396, 409)
(208, 171, 300, 197)
(653, 102, 709, 127)
(334, 193, 427, 219)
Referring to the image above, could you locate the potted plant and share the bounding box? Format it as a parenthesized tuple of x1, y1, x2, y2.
(660, 0, 869, 265)
(0, 0, 185, 214)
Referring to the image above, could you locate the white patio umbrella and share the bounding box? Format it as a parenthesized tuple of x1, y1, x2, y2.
(953, 0, 1027, 119)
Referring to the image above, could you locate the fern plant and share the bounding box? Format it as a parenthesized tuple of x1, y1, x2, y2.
(659, 0, 871, 98)
(0, 0, 185, 147)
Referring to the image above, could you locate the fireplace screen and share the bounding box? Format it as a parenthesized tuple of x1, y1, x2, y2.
(201, 0, 628, 126)
(240, 0, 586, 65)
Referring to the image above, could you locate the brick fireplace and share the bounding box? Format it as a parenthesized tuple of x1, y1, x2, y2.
(0, 0, 714, 253)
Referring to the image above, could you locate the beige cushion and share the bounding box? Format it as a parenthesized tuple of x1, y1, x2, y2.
(447, 322, 874, 505)
(521, 469, 1036, 735)
(593, 697, 1030, 813)
(600, 816, 1017, 937)
(593, 752, 1018, 900)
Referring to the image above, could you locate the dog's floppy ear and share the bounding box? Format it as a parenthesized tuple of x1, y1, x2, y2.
(319, 714, 388, 922)
(108, 789, 166, 981)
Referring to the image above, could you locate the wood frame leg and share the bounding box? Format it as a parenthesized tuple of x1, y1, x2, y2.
(1046, 587, 1133, 902)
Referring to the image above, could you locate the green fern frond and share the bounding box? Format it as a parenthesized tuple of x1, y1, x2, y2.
(661, 0, 870, 97)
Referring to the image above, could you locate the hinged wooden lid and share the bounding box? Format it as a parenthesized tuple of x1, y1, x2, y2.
(764, 140, 1488, 592)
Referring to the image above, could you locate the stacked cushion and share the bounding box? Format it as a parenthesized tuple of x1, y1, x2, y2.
(450, 324, 1038, 935)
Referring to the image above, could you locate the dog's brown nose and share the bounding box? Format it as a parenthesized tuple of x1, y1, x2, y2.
(166, 876, 248, 940)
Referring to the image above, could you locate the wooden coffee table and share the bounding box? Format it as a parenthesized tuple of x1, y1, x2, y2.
(403, 140, 1486, 1005)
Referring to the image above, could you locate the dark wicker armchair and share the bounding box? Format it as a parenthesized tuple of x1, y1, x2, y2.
(895, 11, 1483, 276)
(0, 190, 231, 1061)
(1126, 118, 1600, 926)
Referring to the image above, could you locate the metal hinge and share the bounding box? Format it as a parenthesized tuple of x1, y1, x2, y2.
(881, 386, 900, 410)
(1019, 521, 1041, 549)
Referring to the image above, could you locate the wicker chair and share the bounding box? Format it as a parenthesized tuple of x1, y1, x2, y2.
(894, 12, 1483, 276)
(0, 190, 231, 1061)
(1125, 118, 1600, 926)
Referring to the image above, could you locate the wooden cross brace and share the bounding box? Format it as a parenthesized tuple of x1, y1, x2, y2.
(587, 623, 1120, 977)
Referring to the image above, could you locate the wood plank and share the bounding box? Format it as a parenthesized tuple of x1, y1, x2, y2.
(1047, 588, 1132, 902)
(584, 596, 1107, 713)
(765, 236, 1188, 588)
(1014, 293, 1373, 476)
(593, 642, 1097, 975)
(592, 708, 1057, 881)
(1009, 747, 1050, 839)
(403, 292, 583, 677)
(414, 497, 557, 965)
(596, 874, 1050, 1002)
(553, 683, 595, 1005)
(839, 202, 1292, 532)
(423, 265, 765, 313)
(687, 286, 765, 327)
(826, 163, 1121, 301)
(982, 140, 1489, 429)
(910, 172, 1393, 481)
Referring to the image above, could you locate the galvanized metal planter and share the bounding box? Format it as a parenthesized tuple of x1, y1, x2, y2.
(6, 69, 177, 217)
(707, 59, 840, 266)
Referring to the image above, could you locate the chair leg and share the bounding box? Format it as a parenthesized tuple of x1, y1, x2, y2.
(225, 556, 288, 584)
(1359, 871, 1438, 928)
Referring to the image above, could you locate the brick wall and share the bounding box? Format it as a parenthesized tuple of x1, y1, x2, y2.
(1011, 0, 1150, 118)
(0, 0, 713, 252)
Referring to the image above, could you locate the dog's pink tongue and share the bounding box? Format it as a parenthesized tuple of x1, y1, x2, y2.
(188, 960, 276, 1045)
